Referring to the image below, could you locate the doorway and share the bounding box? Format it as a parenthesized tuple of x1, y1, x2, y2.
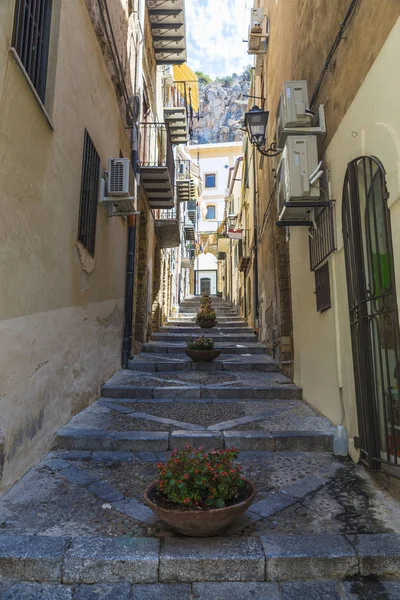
(343, 156, 400, 475)
(200, 278, 211, 295)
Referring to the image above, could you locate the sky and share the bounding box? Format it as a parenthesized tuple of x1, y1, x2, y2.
(185, 0, 252, 79)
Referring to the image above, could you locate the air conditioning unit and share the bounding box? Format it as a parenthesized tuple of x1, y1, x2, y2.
(248, 8, 269, 55)
(277, 136, 321, 224)
(108, 158, 130, 197)
(276, 81, 313, 145)
(99, 158, 136, 216)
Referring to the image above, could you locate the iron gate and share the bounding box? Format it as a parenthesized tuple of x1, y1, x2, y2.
(343, 156, 400, 475)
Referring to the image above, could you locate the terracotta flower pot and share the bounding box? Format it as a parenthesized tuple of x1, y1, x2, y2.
(197, 320, 217, 329)
(185, 349, 221, 362)
(144, 480, 255, 537)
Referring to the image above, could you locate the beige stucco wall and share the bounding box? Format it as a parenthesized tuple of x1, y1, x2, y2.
(0, 0, 133, 489)
(290, 18, 400, 455)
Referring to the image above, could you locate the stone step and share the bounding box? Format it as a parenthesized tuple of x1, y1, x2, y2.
(168, 318, 246, 324)
(151, 333, 257, 343)
(128, 358, 279, 373)
(54, 427, 332, 453)
(142, 342, 267, 355)
(1, 579, 398, 599)
(179, 308, 238, 319)
(162, 325, 252, 332)
(1, 532, 399, 585)
(100, 384, 301, 401)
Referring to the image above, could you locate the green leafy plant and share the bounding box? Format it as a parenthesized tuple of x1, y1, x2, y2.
(195, 71, 212, 85)
(197, 307, 216, 321)
(200, 292, 212, 306)
(157, 446, 245, 509)
(186, 336, 214, 350)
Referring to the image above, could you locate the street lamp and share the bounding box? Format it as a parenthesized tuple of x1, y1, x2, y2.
(244, 105, 282, 157)
(227, 213, 237, 228)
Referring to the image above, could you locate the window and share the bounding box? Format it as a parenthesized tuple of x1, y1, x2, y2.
(205, 173, 216, 188)
(315, 262, 331, 313)
(12, 0, 53, 103)
(206, 205, 216, 219)
(78, 130, 100, 257)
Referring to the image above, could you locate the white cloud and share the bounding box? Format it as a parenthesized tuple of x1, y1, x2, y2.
(186, 0, 252, 78)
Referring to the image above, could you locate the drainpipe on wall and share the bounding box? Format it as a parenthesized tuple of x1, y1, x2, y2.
(252, 148, 259, 329)
(122, 0, 145, 368)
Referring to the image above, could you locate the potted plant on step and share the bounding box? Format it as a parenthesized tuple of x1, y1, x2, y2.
(197, 294, 217, 328)
(185, 336, 221, 362)
(197, 306, 217, 328)
(144, 445, 255, 537)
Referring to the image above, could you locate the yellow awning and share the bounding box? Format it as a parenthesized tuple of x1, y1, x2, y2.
(173, 64, 199, 113)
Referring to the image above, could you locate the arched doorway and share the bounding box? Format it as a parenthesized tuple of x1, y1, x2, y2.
(343, 156, 400, 474)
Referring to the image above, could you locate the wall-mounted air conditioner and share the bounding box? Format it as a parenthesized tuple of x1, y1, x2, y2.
(276, 81, 314, 146)
(277, 136, 323, 225)
(99, 158, 136, 216)
(108, 158, 130, 196)
(248, 8, 269, 55)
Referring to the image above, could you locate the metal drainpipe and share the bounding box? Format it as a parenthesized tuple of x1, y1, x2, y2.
(252, 148, 259, 328)
(122, 0, 145, 368)
(244, 274, 247, 318)
(230, 239, 233, 303)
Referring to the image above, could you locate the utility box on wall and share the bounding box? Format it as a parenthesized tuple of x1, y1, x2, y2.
(276, 81, 313, 146)
(277, 135, 320, 223)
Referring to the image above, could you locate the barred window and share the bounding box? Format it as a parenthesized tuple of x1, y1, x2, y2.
(12, 0, 53, 103)
(315, 262, 331, 313)
(78, 130, 100, 257)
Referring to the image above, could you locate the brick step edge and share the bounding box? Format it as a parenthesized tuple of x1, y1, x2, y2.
(100, 384, 302, 400)
(0, 533, 399, 584)
(127, 361, 279, 373)
(1, 580, 399, 599)
(53, 427, 334, 452)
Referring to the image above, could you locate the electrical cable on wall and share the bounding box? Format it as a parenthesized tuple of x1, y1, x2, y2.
(310, 0, 360, 109)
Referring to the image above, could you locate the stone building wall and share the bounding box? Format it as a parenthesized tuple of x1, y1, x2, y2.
(253, 0, 400, 375)
(0, 0, 136, 490)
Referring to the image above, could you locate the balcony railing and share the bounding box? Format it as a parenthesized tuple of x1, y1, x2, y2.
(140, 123, 175, 209)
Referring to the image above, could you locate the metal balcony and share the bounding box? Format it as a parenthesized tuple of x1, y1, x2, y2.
(164, 107, 188, 144)
(176, 159, 196, 201)
(184, 217, 195, 241)
(147, 0, 187, 65)
(140, 123, 175, 209)
(155, 205, 180, 248)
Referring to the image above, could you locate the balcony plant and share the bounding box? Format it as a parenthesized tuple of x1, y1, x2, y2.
(144, 445, 255, 537)
(185, 336, 221, 362)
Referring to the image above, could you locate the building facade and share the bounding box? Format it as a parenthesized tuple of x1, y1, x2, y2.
(0, 0, 193, 490)
(187, 142, 242, 295)
(239, 0, 400, 478)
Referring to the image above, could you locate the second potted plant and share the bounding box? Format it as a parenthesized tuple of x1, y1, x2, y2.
(185, 336, 221, 362)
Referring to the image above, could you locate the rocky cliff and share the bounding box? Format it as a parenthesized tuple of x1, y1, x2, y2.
(191, 71, 250, 145)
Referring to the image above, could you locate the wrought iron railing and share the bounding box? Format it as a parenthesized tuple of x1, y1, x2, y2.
(176, 159, 191, 180)
(309, 203, 336, 271)
(139, 122, 175, 183)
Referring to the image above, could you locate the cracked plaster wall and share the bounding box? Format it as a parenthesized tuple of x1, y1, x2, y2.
(0, 0, 134, 489)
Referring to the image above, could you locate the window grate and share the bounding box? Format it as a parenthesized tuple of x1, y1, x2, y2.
(315, 262, 331, 313)
(12, 0, 53, 103)
(309, 203, 336, 271)
(78, 130, 100, 257)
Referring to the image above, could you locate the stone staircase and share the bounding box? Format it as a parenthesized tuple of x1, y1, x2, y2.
(0, 297, 400, 597)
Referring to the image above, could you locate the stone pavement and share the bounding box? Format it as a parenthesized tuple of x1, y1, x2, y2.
(0, 298, 400, 598)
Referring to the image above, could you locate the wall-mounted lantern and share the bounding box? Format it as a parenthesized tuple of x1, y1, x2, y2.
(244, 105, 282, 157)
